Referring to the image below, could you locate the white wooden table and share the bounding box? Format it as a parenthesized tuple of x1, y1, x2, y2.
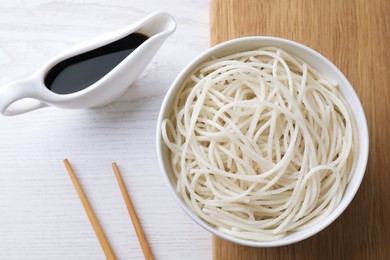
(0, 1, 212, 259)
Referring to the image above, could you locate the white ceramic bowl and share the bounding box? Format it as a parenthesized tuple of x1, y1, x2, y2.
(156, 36, 369, 247)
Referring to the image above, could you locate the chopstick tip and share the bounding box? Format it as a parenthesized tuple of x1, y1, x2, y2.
(112, 162, 119, 172)
(63, 158, 70, 164)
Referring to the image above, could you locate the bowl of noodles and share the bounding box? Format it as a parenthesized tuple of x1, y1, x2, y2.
(156, 37, 369, 247)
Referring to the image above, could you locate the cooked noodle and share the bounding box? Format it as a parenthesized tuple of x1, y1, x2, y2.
(161, 47, 358, 241)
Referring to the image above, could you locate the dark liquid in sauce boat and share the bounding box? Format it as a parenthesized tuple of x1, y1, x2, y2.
(45, 33, 149, 94)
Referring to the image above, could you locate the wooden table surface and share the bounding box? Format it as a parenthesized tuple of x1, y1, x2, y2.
(210, 0, 390, 259)
(0, 1, 213, 259)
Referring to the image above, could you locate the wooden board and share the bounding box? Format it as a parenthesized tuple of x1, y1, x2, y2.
(210, 0, 390, 259)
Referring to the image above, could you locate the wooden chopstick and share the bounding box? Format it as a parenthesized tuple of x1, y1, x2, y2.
(63, 159, 116, 260)
(112, 162, 154, 260)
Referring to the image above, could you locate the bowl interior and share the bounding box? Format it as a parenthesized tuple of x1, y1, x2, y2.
(157, 37, 369, 247)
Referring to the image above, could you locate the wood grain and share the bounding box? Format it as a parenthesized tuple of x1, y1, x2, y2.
(210, 0, 390, 259)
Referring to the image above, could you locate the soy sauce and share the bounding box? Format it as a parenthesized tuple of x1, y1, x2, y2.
(45, 33, 149, 94)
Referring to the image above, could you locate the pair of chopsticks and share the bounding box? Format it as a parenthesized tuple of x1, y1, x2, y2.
(63, 159, 154, 260)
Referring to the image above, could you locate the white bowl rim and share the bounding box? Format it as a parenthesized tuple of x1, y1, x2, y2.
(156, 36, 369, 247)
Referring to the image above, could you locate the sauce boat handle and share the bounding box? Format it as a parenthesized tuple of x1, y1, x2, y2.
(0, 79, 47, 116)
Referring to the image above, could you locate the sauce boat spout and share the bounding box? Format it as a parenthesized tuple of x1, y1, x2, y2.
(137, 11, 177, 41)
